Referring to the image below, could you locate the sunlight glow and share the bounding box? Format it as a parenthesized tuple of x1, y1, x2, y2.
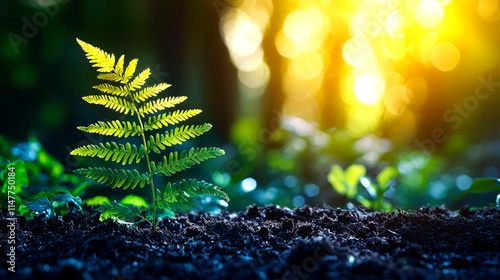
(417, 0, 445, 29)
(284, 11, 314, 43)
(354, 73, 385, 105)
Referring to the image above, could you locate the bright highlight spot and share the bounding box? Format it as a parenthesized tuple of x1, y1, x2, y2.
(343, 38, 375, 68)
(431, 42, 460, 71)
(223, 18, 262, 55)
(284, 11, 314, 43)
(354, 73, 385, 105)
(241, 177, 257, 193)
(417, 0, 445, 29)
(386, 11, 404, 39)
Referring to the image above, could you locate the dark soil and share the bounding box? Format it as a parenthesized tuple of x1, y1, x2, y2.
(1, 205, 500, 280)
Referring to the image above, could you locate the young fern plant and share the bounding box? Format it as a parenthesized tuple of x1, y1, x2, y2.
(71, 38, 228, 227)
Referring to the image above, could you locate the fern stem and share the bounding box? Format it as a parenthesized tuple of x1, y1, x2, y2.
(125, 85, 157, 228)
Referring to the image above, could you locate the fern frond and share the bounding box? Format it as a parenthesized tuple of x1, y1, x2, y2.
(115, 55, 125, 76)
(144, 109, 202, 131)
(129, 68, 151, 90)
(76, 38, 116, 73)
(134, 83, 171, 102)
(93, 84, 129, 97)
(96, 73, 122, 82)
(75, 167, 150, 189)
(123, 58, 138, 83)
(138, 96, 187, 117)
(151, 147, 225, 176)
(147, 124, 212, 153)
(97, 202, 150, 225)
(163, 179, 229, 203)
(78, 120, 142, 137)
(82, 95, 135, 115)
(70, 142, 145, 165)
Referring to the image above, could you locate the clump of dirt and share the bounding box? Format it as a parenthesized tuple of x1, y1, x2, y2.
(1, 205, 499, 280)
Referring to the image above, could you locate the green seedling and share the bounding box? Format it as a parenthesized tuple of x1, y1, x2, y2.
(328, 164, 398, 211)
(19, 192, 83, 219)
(71, 39, 228, 227)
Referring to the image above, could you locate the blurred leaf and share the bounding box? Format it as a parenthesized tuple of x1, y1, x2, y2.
(23, 198, 52, 217)
(52, 193, 82, 210)
(328, 165, 347, 195)
(377, 166, 398, 190)
(98, 202, 149, 225)
(468, 178, 500, 193)
(84, 196, 110, 206)
(345, 164, 366, 187)
(120, 194, 149, 208)
(72, 181, 92, 197)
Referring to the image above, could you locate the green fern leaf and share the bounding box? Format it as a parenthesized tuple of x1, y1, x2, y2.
(75, 167, 150, 189)
(115, 55, 125, 76)
(82, 95, 135, 115)
(129, 68, 150, 90)
(147, 124, 212, 153)
(96, 73, 122, 82)
(77, 38, 115, 73)
(144, 109, 202, 131)
(134, 83, 171, 102)
(163, 179, 229, 203)
(78, 120, 142, 137)
(138, 96, 187, 117)
(93, 84, 128, 96)
(123, 58, 138, 83)
(151, 147, 225, 176)
(97, 202, 150, 225)
(70, 142, 145, 165)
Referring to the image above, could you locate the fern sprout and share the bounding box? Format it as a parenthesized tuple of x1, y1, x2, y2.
(71, 39, 228, 227)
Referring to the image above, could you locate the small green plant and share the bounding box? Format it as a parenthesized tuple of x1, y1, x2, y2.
(19, 192, 83, 219)
(467, 178, 500, 207)
(71, 39, 228, 227)
(328, 164, 398, 211)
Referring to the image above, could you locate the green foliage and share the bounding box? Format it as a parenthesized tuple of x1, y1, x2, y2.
(19, 193, 83, 219)
(72, 39, 228, 227)
(328, 164, 366, 199)
(84, 196, 111, 206)
(328, 164, 398, 211)
(97, 202, 150, 225)
(467, 178, 500, 207)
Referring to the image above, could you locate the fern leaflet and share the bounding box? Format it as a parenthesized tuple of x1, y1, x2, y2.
(93, 84, 128, 96)
(134, 83, 171, 102)
(70, 142, 145, 165)
(82, 95, 135, 115)
(77, 39, 115, 73)
(162, 179, 229, 203)
(138, 96, 187, 116)
(147, 124, 212, 153)
(144, 109, 202, 131)
(123, 58, 138, 83)
(78, 120, 142, 137)
(151, 147, 225, 176)
(129, 68, 150, 90)
(75, 167, 150, 189)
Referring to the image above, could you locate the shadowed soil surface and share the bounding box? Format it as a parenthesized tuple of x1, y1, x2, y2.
(1, 205, 500, 280)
